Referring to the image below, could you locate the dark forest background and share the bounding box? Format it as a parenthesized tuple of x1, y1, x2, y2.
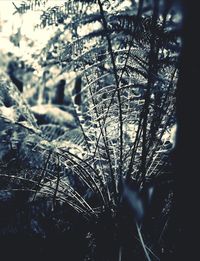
(0, 0, 199, 260)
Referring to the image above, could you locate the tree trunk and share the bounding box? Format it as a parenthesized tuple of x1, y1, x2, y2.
(174, 1, 200, 259)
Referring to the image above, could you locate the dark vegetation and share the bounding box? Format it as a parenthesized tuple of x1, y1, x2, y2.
(0, 0, 195, 260)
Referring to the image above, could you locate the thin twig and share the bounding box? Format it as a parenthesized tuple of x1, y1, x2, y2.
(98, 0, 123, 194)
(136, 222, 151, 261)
